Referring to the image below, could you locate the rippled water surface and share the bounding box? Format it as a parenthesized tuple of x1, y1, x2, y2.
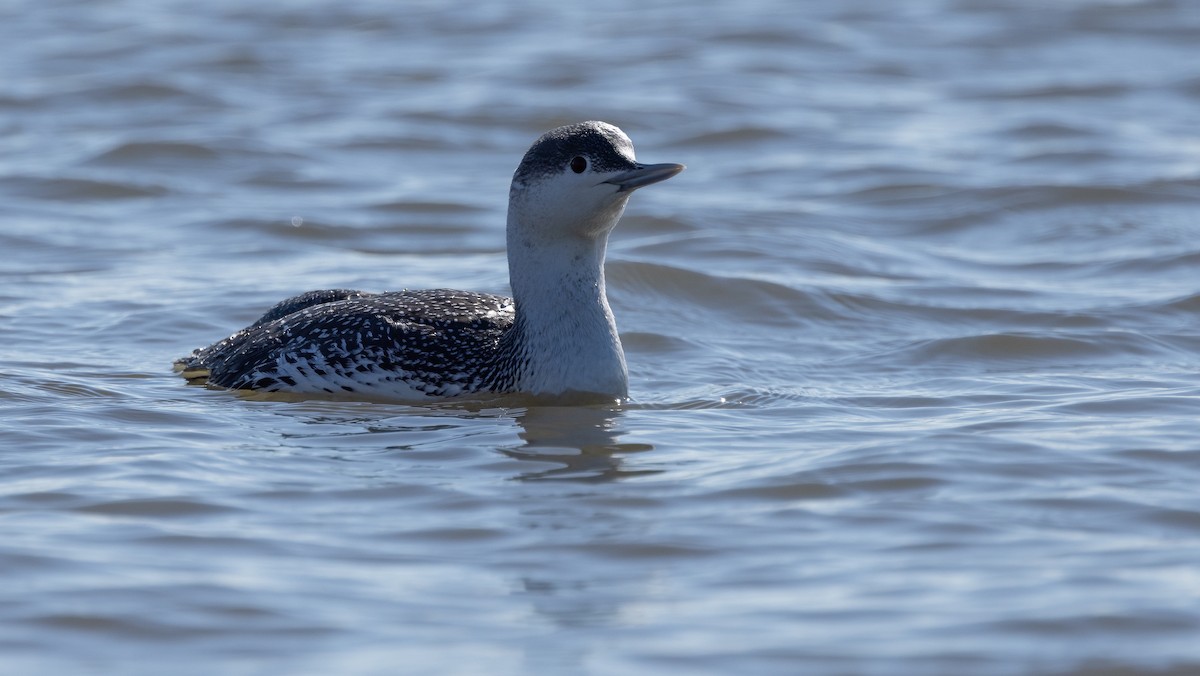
(3, 1, 1200, 673)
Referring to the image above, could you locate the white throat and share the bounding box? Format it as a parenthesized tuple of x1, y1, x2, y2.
(505, 200, 629, 399)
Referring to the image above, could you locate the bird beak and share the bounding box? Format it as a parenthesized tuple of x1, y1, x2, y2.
(604, 162, 685, 192)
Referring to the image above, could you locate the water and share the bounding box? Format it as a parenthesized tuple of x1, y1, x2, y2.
(3, 0, 1200, 673)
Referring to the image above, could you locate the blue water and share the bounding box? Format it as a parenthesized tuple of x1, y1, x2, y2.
(3, 1, 1200, 673)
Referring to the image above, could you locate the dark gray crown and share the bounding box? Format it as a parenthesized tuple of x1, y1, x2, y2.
(512, 121, 638, 186)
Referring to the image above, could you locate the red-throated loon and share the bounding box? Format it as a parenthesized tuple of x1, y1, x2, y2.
(175, 121, 684, 402)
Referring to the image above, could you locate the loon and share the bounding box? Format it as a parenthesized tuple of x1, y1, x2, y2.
(175, 121, 684, 402)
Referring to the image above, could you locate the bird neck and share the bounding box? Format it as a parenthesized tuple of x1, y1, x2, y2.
(504, 221, 628, 400)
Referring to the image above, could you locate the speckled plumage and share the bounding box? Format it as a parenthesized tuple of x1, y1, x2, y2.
(177, 289, 524, 398)
(176, 121, 683, 402)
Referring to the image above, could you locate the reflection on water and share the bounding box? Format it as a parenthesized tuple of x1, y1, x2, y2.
(506, 407, 678, 675)
(504, 406, 657, 482)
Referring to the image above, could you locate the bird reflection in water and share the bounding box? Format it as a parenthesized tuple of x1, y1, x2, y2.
(502, 405, 658, 482)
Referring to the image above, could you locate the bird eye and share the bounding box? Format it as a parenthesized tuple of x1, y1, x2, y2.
(570, 156, 587, 174)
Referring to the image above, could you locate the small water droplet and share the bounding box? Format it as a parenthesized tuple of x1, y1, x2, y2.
(291, 216, 303, 227)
